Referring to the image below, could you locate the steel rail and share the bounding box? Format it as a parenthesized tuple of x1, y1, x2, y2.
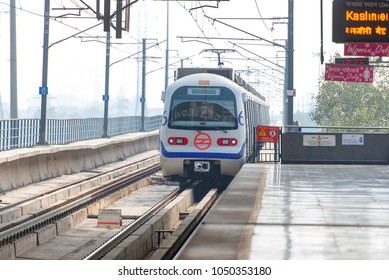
(84, 188, 180, 260)
(0, 163, 160, 245)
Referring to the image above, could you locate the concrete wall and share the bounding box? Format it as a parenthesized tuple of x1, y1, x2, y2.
(0, 131, 160, 193)
(281, 133, 389, 164)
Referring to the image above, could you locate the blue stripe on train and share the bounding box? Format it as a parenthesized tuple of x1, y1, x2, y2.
(160, 142, 245, 159)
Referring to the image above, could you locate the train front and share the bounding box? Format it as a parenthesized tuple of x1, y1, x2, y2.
(160, 73, 246, 180)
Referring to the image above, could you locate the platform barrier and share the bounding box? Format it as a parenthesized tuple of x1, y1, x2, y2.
(0, 131, 159, 193)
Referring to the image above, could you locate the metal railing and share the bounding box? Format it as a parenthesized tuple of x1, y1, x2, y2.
(0, 116, 161, 151)
(284, 125, 389, 133)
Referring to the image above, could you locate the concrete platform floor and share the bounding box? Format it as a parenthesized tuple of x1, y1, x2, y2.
(178, 164, 389, 260)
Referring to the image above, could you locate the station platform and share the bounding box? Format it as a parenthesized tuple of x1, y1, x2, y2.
(177, 163, 389, 260)
(0, 131, 159, 194)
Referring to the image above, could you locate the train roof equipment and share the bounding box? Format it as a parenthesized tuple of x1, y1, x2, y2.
(174, 67, 266, 102)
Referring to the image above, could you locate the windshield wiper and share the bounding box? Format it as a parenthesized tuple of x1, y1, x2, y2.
(170, 125, 228, 133)
(208, 126, 228, 133)
(187, 126, 203, 133)
(170, 125, 202, 132)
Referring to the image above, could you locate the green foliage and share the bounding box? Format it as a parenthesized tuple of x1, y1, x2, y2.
(311, 54, 389, 128)
(294, 111, 316, 126)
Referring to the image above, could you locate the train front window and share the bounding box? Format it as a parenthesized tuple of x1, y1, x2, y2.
(169, 86, 237, 130)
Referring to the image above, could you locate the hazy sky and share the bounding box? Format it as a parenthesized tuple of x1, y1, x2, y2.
(0, 0, 341, 119)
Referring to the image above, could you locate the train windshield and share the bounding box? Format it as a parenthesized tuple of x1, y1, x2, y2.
(168, 86, 237, 130)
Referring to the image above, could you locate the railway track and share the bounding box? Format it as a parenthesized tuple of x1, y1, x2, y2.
(0, 151, 161, 258)
(0, 150, 231, 260)
(96, 179, 230, 260)
(84, 184, 181, 260)
(0, 162, 160, 241)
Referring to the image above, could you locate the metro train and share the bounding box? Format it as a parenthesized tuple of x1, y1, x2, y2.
(159, 67, 270, 181)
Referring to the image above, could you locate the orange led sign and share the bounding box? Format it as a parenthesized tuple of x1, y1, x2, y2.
(333, 0, 389, 42)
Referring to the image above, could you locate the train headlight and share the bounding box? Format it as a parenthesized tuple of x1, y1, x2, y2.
(217, 138, 238, 146)
(167, 137, 188, 145)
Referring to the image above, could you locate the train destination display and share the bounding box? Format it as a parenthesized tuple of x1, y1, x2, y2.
(333, 0, 389, 42)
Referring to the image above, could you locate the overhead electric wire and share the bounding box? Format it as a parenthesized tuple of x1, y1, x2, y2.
(178, 35, 275, 43)
(49, 21, 103, 48)
(4, 0, 141, 55)
(110, 39, 167, 67)
(254, 0, 271, 31)
(0, 1, 44, 18)
(204, 15, 285, 49)
(229, 41, 285, 71)
(212, 17, 288, 21)
(0, 1, 102, 44)
(177, 2, 215, 48)
(146, 55, 196, 76)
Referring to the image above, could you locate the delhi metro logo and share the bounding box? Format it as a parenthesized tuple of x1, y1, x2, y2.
(238, 111, 244, 126)
(194, 132, 212, 150)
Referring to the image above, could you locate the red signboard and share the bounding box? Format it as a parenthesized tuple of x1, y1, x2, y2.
(344, 43, 389, 57)
(325, 64, 373, 83)
(256, 126, 279, 143)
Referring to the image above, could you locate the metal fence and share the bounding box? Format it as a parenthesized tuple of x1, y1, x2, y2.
(284, 125, 389, 134)
(0, 116, 161, 151)
(281, 125, 389, 164)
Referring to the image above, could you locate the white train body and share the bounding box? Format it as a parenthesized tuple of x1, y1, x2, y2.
(160, 68, 269, 179)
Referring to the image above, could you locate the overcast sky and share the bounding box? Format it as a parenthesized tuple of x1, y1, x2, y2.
(0, 0, 341, 120)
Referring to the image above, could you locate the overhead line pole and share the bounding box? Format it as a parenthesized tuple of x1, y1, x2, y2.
(10, 0, 18, 119)
(164, 1, 169, 91)
(286, 0, 294, 129)
(320, 0, 324, 64)
(38, 0, 50, 145)
(10, 0, 18, 148)
(141, 38, 146, 132)
(102, 31, 111, 138)
(36, 1, 138, 143)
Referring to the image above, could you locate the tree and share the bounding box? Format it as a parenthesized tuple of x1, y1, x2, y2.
(311, 54, 389, 128)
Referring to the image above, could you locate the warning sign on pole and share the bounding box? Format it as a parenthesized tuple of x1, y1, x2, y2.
(256, 126, 279, 143)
